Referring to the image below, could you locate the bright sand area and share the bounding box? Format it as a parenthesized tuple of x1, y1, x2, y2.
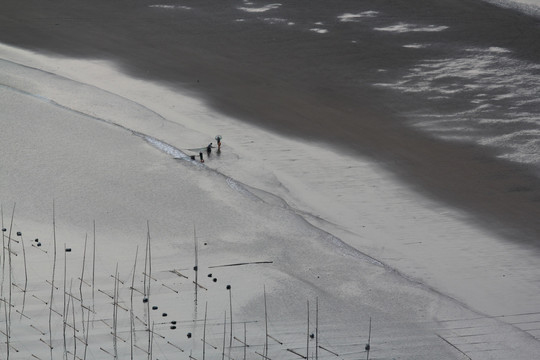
(1, 44, 540, 359)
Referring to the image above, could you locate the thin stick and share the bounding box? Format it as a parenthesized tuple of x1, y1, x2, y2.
(264, 286, 268, 360)
(92, 221, 96, 313)
(194, 225, 198, 306)
(287, 348, 307, 359)
(31, 324, 47, 335)
(4, 295, 10, 360)
(268, 334, 282, 345)
(7, 202, 15, 360)
(99, 347, 114, 357)
(146, 221, 152, 359)
(167, 341, 184, 352)
(365, 317, 371, 360)
(50, 201, 57, 360)
(79, 235, 87, 339)
(229, 286, 233, 357)
(244, 322, 247, 360)
(316, 297, 319, 360)
(1, 205, 5, 299)
(131, 246, 138, 360)
(63, 244, 68, 360)
(203, 302, 207, 360)
(83, 298, 90, 360)
(19, 233, 28, 318)
(255, 351, 271, 360)
(150, 321, 155, 360)
(221, 311, 226, 360)
(113, 264, 119, 360)
(71, 280, 77, 360)
(306, 300, 309, 360)
(161, 283, 179, 293)
(318, 345, 339, 357)
(208, 261, 273, 268)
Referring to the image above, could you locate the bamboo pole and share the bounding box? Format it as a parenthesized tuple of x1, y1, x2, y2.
(92, 221, 96, 314)
(4, 295, 9, 360)
(49, 201, 58, 360)
(63, 244, 68, 360)
(316, 298, 319, 360)
(244, 322, 247, 360)
(79, 235, 87, 339)
(150, 322, 155, 360)
(221, 311, 226, 360)
(365, 317, 371, 360)
(228, 285, 233, 359)
(19, 232, 28, 318)
(306, 300, 309, 360)
(146, 222, 152, 360)
(6, 203, 15, 360)
(203, 302, 207, 360)
(113, 264, 119, 360)
(1, 205, 5, 300)
(71, 280, 77, 360)
(83, 299, 90, 360)
(130, 246, 138, 360)
(264, 286, 268, 360)
(194, 225, 198, 306)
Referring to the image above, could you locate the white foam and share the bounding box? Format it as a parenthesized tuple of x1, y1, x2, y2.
(149, 4, 191, 9)
(482, 0, 540, 18)
(262, 17, 287, 24)
(403, 43, 427, 49)
(374, 22, 449, 33)
(237, 3, 281, 12)
(375, 44, 540, 167)
(337, 11, 379, 22)
(310, 28, 328, 34)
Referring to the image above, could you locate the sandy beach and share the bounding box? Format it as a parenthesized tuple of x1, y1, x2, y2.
(1, 0, 540, 359)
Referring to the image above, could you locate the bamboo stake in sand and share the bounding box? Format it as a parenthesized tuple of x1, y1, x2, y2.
(4, 295, 10, 360)
(63, 244, 68, 360)
(203, 302, 207, 360)
(130, 246, 138, 360)
(244, 322, 247, 360)
(70, 280, 77, 360)
(145, 221, 152, 360)
(306, 300, 310, 360)
(315, 298, 319, 360)
(221, 311, 226, 360)
(113, 264, 119, 360)
(7, 203, 16, 360)
(264, 286, 269, 360)
(1, 206, 5, 300)
(83, 298, 90, 360)
(49, 202, 57, 360)
(365, 317, 372, 360)
(228, 285, 233, 355)
(19, 232, 28, 319)
(92, 221, 96, 314)
(194, 225, 199, 306)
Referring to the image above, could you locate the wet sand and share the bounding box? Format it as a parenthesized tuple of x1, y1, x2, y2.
(0, 0, 538, 243)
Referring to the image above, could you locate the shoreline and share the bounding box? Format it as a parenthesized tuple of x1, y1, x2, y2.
(2, 41, 540, 358)
(0, 0, 538, 246)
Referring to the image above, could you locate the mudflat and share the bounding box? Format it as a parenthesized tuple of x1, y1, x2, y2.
(1, 0, 538, 243)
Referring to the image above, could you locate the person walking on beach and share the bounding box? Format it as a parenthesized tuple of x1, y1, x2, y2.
(206, 143, 213, 156)
(199, 152, 204, 163)
(215, 135, 222, 149)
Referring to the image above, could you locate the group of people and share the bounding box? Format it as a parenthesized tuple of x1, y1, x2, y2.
(199, 135, 222, 163)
